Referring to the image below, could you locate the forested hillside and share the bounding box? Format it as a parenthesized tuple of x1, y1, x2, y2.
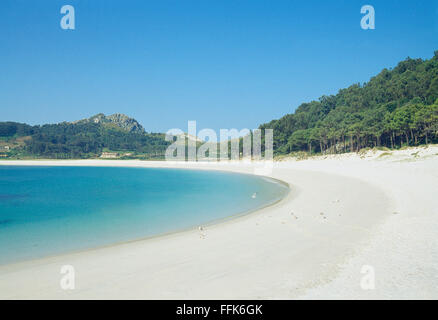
(0, 114, 169, 159)
(2, 53, 438, 160)
(260, 52, 438, 155)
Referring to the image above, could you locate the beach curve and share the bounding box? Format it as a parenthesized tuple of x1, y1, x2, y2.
(0, 149, 436, 299)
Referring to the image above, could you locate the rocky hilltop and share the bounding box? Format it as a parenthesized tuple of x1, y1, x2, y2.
(76, 113, 145, 133)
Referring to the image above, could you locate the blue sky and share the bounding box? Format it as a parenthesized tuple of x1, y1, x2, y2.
(1, 0, 437, 133)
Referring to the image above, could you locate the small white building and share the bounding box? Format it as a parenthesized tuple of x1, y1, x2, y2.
(100, 152, 118, 159)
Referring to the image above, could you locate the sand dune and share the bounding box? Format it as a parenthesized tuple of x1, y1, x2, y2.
(0, 146, 437, 299)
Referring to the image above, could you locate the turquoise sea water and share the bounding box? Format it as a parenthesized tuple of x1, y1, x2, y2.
(0, 166, 288, 265)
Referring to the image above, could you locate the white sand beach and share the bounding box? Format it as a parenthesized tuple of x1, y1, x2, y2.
(0, 146, 437, 299)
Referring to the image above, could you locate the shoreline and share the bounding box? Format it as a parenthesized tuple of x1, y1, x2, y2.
(0, 164, 291, 267)
(0, 147, 437, 299)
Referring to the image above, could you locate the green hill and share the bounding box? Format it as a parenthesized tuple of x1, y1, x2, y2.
(260, 52, 438, 155)
(0, 114, 169, 159)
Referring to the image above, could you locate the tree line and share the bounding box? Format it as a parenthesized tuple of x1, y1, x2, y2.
(0, 121, 169, 159)
(260, 52, 438, 155)
(2, 52, 438, 159)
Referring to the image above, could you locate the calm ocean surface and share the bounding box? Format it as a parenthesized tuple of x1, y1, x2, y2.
(0, 166, 288, 264)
